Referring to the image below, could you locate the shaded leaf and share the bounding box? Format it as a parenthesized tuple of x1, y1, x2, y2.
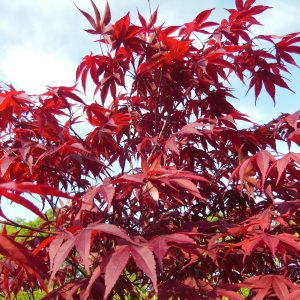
(149, 234, 195, 269)
(104, 245, 130, 300)
(131, 245, 157, 292)
(170, 178, 205, 200)
(256, 150, 271, 186)
(88, 222, 134, 244)
(0, 235, 47, 288)
(272, 277, 289, 300)
(49, 234, 76, 284)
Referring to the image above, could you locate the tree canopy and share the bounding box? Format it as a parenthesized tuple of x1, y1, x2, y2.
(0, 0, 300, 299)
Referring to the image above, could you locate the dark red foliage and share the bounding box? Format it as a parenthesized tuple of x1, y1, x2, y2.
(0, 0, 300, 299)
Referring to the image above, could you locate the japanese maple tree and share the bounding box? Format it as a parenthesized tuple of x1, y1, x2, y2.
(1, 0, 300, 299)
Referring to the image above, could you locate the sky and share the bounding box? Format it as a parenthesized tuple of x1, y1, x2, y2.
(0, 0, 300, 220)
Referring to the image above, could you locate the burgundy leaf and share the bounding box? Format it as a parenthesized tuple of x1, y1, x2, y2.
(76, 229, 93, 274)
(49, 235, 76, 284)
(76, 5, 97, 29)
(170, 178, 205, 200)
(0, 182, 73, 198)
(98, 184, 115, 210)
(256, 150, 271, 186)
(0, 155, 15, 176)
(165, 136, 179, 155)
(87, 223, 134, 244)
(102, 0, 111, 27)
(263, 234, 279, 257)
(149, 234, 195, 269)
(0, 188, 46, 220)
(0, 235, 47, 288)
(131, 245, 157, 292)
(104, 245, 130, 300)
(272, 277, 289, 300)
(82, 265, 102, 300)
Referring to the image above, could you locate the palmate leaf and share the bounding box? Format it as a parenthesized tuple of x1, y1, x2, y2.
(270, 152, 300, 185)
(228, 231, 300, 264)
(104, 244, 158, 299)
(76, 0, 111, 33)
(130, 245, 157, 292)
(82, 183, 115, 211)
(255, 150, 274, 186)
(169, 178, 205, 200)
(48, 223, 135, 280)
(240, 275, 299, 300)
(49, 235, 76, 285)
(82, 265, 103, 300)
(149, 233, 196, 270)
(0, 235, 48, 290)
(104, 245, 131, 300)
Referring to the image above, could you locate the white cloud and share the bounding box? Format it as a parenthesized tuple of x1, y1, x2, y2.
(1, 0, 299, 94)
(258, 1, 300, 35)
(0, 47, 75, 94)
